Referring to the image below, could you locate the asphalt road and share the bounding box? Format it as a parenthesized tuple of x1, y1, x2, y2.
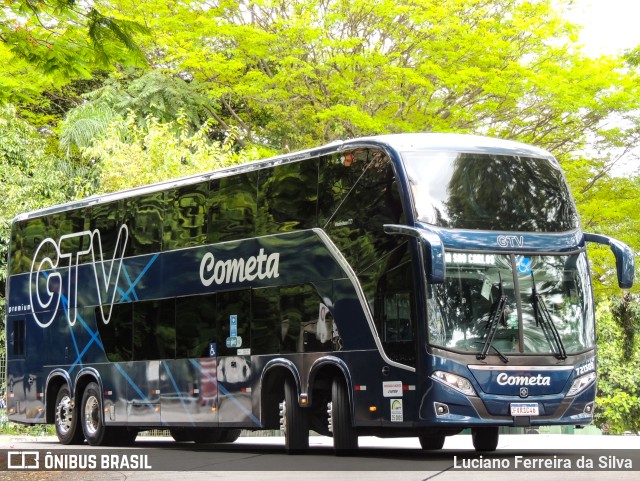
(1, 433, 639, 481)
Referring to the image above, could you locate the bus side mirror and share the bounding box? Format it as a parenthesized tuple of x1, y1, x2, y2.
(584, 233, 635, 289)
(383, 224, 445, 284)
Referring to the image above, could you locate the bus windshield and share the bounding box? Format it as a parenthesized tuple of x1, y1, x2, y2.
(402, 151, 579, 231)
(426, 251, 595, 355)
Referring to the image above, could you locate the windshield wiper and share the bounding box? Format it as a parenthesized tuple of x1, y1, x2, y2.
(477, 274, 509, 363)
(531, 274, 567, 360)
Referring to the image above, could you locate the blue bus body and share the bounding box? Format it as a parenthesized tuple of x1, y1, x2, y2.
(5, 133, 634, 451)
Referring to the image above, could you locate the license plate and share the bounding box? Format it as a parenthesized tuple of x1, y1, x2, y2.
(510, 403, 539, 416)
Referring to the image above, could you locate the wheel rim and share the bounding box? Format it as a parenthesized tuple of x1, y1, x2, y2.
(279, 400, 288, 435)
(56, 395, 73, 435)
(84, 395, 100, 436)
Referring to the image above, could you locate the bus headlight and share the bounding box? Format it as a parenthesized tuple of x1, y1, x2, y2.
(432, 371, 477, 396)
(567, 372, 596, 397)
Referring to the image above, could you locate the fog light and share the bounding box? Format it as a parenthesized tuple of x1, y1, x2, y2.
(434, 402, 449, 416)
(584, 402, 594, 414)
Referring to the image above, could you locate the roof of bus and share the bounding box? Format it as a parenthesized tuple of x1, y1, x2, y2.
(13, 132, 554, 222)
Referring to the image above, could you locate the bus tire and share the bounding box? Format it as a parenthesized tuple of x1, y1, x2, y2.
(218, 429, 242, 443)
(283, 377, 309, 454)
(54, 385, 84, 445)
(471, 427, 499, 451)
(80, 382, 114, 446)
(419, 434, 445, 450)
(331, 377, 358, 454)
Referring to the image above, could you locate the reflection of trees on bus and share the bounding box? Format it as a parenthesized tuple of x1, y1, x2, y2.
(441, 154, 577, 231)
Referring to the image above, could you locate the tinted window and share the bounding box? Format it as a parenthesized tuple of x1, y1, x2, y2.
(216, 290, 251, 356)
(11, 318, 25, 356)
(97, 302, 133, 362)
(319, 148, 406, 305)
(9, 220, 30, 275)
(133, 299, 176, 360)
(288, 284, 336, 353)
(164, 184, 207, 251)
(251, 287, 281, 355)
(176, 294, 217, 358)
(257, 160, 318, 235)
(250, 285, 338, 355)
(403, 152, 579, 231)
(123, 192, 163, 255)
(90, 201, 123, 258)
(208, 173, 257, 243)
(374, 250, 417, 366)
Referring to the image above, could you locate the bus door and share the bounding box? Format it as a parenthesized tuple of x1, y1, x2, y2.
(216, 290, 255, 426)
(164, 294, 220, 424)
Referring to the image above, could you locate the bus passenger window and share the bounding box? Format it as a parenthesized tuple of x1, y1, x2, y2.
(164, 185, 207, 251)
(251, 287, 281, 355)
(96, 303, 133, 362)
(256, 161, 319, 235)
(176, 294, 217, 358)
(208, 173, 257, 243)
(133, 299, 176, 361)
(12, 319, 25, 357)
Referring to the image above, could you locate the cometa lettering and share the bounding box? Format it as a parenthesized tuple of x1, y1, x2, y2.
(496, 373, 551, 386)
(200, 249, 280, 286)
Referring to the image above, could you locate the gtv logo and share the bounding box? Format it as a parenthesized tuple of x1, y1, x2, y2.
(496, 235, 524, 248)
(29, 225, 128, 328)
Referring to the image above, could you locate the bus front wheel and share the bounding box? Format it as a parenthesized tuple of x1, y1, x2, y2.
(419, 434, 445, 450)
(282, 377, 309, 453)
(471, 427, 499, 451)
(330, 377, 358, 453)
(54, 385, 84, 445)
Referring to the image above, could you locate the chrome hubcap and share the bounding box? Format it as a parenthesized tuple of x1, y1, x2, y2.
(279, 401, 287, 435)
(55, 395, 73, 434)
(84, 395, 100, 436)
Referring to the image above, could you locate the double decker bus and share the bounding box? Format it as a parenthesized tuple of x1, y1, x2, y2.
(5, 133, 634, 453)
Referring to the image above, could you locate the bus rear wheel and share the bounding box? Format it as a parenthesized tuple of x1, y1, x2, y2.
(81, 382, 116, 446)
(54, 385, 84, 445)
(471, 427, 499, 451)
(330, 377, 358, 454)
(281, 378, 309, 453)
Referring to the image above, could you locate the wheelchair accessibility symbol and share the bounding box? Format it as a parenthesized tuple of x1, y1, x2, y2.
(516, 256, 532, 275)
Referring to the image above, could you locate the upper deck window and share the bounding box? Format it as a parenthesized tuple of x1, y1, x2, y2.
(402, 151, 579, 232)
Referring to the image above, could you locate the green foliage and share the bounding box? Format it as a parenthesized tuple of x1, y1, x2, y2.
(595, 301, 640, 434)
(0, 1, 148, 78)
(562, 167, 640, 299)
(0, 106, 97, 348)
(81, 112, 261, 192)
(103, 0, 640, 155)
(0, 410, 55, 436)
(60, 71, 220, 153)
(611, 293, 640, 361)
